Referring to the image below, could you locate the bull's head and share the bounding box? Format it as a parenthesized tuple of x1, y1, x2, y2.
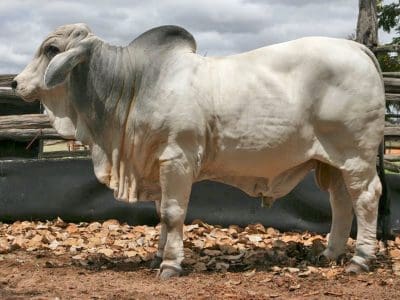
(13, 23, 96, 138)
(13, 23, 94, 100)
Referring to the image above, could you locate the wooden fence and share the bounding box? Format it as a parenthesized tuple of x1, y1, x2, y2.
(1, 50, 400, 162)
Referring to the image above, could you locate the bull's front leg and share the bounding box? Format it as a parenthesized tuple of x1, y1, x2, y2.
(157, 156, 192, 280)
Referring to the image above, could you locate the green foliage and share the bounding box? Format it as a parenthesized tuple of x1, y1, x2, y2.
(377, 52, 400, 71)
(377, 0, 400, 44)
(377, 1, 400, 72)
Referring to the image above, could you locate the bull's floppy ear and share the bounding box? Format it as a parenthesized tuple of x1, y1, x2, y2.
(44, 46, 87, 89)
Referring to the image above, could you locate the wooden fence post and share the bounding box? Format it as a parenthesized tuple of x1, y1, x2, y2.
(356, 0, 393, 241)
(356, 0, 378, 48)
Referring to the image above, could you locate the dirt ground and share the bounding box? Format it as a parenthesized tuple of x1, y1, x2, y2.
(0, 219, 399, 299)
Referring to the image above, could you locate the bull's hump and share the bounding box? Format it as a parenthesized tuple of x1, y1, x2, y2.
(130, 25, 197, 53)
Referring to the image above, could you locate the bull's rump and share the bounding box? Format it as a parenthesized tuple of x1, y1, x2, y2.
(199, 37, 385, 178)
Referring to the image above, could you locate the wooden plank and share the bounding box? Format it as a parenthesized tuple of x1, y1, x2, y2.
(0, 114, 51, 130)
(0, 88, 41, 116)
(384, 138, 400, 148)
(0, 88, 20, 100)
(384, 154, 400, 162)
(0, 128, 63, 141)
(385, 126, 400, 136)
(0, 113, 63, 141)
(39, 150, 90, 159)
(384, 160, 400, 173)
(374, 44, 400, 53)
(386, 93, 400, 102)
(0, 75, 16, 88)
(383, 72, 400, 79)
(384, 77, 400, 94)
(386, 114, 400, 118)
(356, 0, 378, 48)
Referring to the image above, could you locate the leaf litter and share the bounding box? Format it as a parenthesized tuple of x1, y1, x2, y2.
(0, 217, 396, 278)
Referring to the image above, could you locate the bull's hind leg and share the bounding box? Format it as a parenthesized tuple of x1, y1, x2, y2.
(316, 164, 354, 260)
(150, 200, 167, 269)
(342, 167, 381, 273)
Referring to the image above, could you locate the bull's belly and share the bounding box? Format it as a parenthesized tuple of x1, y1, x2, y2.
(198, 148, 317, 201)
(201, 161, 316, 202)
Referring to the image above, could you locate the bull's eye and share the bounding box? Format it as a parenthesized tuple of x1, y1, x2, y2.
(45, 45, 60, 59)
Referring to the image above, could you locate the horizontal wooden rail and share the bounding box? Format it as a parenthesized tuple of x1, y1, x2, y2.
(384, 160, 400, 173)
(383, 72, 400, 79)
(0, 112, 399, 139)
(383, 77, 400, 94)
(386, 113, 400, 118)
(0, 89, 41, 116)
(374, 44, 400, 53)
(0, 128, 62, 141)
(384, 154, 400, 162)
(0, 88, 19, 100)
(384, 126, 400, 136)
(39, 150, 90, 159)
(0, 114, 51, 129)
(0, 75, 15, 88)
(0, 69, 399, 142)
(1, 74, 399, 97)
(386, 93, 400, 102)
(0, 114, 64, 141)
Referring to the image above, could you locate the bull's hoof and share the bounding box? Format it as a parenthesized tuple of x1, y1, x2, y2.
(150, 256, 162, 269)
(345, 261, 369, 275)
(158, 265, 182, 280)
(315, 253, 331, 267)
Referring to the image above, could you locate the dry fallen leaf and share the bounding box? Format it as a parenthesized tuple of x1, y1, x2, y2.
(288, 284, 301, 291)
(66, 224, 79, 234)
(215, 262, 229, 272)
(0, 238, 10, 254)
(298, 270, 311, 277)
(389, 249, 400, 260)
(97, 248, 114, 257)
(193, 262, 207, 272)
(48, 240, 60, 250)
(247, 234, 263, 243)
(392, 261, 400, 276)
(227, 279, 242, 285)
(203, 249, 221, 256)
(123, 250, 138, 258)
(87, 222, 102, 232)
(11, 236, 26, 250)
(244, 269, 256, 277)
(324, 268, 340, 280)
(286, 267, 300, 273)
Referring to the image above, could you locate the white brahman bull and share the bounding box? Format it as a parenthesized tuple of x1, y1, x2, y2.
(13, 23, 385, 279)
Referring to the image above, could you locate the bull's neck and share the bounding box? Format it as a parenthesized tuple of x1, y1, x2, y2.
(91, 40, 137, 116)
(70, 40, 138, 141)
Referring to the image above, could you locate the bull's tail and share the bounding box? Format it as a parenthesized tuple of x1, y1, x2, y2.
(377, 141, 393, 241)
(359, 44, 384, 84)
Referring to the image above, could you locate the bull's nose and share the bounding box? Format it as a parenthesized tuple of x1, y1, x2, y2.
(11, 80, 17, 89)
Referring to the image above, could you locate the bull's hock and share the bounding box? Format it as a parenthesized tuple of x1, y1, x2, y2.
(12, 23, 386, 278)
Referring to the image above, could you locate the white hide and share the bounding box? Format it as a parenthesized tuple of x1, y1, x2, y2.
(14, 24, 385, 278)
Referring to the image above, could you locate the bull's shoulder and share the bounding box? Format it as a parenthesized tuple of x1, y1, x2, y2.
(130, 25, 196, 53)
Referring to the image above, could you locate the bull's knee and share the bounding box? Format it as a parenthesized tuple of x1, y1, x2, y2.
(160, 200, 186, 229)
